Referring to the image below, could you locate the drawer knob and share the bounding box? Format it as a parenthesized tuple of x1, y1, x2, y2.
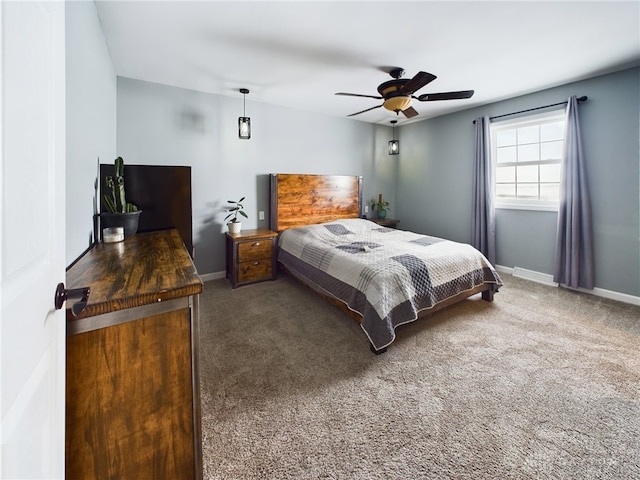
(252, 261, 260, 265)
(252, 242, 261, 247)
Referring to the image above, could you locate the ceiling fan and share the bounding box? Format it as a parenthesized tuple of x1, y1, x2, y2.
(335, 68, 474, 119)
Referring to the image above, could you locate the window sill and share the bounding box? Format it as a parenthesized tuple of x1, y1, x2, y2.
(496, 202, 558, 212)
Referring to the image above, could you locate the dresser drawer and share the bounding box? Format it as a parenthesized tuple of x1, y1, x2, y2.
(238, 238, 273, 262)
(238, 259, 273, 283)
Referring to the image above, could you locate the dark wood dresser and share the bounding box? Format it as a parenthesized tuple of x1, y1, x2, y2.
(64, 229, 203, 479)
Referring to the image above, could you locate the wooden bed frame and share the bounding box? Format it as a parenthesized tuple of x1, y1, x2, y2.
(270, 173, 362, 232)
(270, 173, 497, 353)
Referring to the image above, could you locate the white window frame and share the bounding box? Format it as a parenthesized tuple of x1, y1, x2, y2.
(491, 109, 566, 212)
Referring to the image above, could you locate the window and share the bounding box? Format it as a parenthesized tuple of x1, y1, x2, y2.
(491, 110, 565, 210)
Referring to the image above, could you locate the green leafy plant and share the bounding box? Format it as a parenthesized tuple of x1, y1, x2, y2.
(224, 197, 248, 223)
(370, 194, 390, 214)
(103, 157, 138, 213)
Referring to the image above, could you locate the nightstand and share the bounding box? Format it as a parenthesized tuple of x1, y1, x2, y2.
(226, 229, 278, 288)
(369, 218, 400, 228)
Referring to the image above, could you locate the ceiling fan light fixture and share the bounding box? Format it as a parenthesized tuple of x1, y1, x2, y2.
(383, 96, 411, 113)
(337, 68, 474, 119)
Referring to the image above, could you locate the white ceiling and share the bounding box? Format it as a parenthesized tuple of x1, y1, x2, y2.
(94, 1, 640, 125)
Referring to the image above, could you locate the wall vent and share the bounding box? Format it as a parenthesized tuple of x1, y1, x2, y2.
(512, 267, 558, 287)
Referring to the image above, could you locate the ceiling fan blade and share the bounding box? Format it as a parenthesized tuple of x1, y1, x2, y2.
(400, 71, 437, 95)
(417, 90, 475, 101)
(335, 92, 383, 100)
(347, 104, 383, 117)
(401, 106, 420, 118)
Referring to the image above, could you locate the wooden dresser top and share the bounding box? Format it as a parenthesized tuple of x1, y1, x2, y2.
(66, 229, 202, 320)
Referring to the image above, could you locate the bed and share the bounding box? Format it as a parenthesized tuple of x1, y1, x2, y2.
(270, 173, 502, 353)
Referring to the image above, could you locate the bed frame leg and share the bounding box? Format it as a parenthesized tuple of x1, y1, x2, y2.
(481, 286, 495, 302)
(370, 343, 387, 355)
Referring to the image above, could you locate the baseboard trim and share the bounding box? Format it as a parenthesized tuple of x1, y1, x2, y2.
(576, 285, 640, 306)
(496, 265, 640, 306)
(200, 271, 226, 283)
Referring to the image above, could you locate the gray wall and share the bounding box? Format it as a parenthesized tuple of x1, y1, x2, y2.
(64, 7, 638, 298)
(116, 78, 395, 274)
(397, 67, 640, 296)
(65, 1, 117, 265)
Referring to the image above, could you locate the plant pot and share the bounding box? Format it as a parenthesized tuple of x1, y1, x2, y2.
(100, 211, 142, 239)
(228, 221, 242, 234)
(376, 209, 387, 219)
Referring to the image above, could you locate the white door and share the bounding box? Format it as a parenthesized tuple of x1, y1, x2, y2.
(1, 1, 66, 478)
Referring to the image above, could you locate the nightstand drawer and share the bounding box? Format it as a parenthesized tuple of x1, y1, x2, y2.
(238, 239, 273, 262)
(238, 259, 273, 283)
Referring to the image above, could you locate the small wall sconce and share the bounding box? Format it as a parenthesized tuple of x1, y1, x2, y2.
(388, 120, 399, 155)
(238, 88, 251, 139)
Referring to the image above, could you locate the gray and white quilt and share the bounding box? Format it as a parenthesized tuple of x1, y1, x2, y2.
(278, 218, 503, 351)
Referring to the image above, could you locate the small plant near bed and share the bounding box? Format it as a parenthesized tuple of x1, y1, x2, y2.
(225, 197, 248, 233)
(370, 194, 390, 219)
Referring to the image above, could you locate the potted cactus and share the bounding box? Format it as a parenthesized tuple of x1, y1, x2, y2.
(100, 157, 142, 238)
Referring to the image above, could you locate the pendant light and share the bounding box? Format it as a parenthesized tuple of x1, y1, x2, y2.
(388, 120, 399, 155)
(238, 88, 251, 139)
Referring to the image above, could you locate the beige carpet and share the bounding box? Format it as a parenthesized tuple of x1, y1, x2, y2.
(198, 272, 640, 479)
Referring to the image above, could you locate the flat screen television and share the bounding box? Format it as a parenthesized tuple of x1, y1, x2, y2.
(99, 164, 193, 256)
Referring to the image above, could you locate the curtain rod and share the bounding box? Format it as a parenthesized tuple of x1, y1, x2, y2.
(473, 95, 588, 124)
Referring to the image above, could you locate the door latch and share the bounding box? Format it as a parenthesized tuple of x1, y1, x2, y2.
(54, 283, 90, 317)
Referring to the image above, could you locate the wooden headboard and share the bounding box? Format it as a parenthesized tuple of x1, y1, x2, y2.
(270, 174, 362, 232)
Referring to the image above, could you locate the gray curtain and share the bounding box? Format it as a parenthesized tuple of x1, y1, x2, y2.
(553, 96, 594, 289)
(471, 115, 496, 265)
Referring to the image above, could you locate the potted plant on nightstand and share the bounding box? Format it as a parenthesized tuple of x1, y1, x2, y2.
(225, 197, 248, 233)
(370, 194, 390, 219)
(100, 156, 141, 238)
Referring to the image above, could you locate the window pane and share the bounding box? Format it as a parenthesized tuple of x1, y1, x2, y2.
(541, 140, 563, 160)
(517, 183, 539, 200)
(518, 143, 539, 162)
(540, 163, 561, 182)
(496, 183, 516, 199)
(496, 129, 516, 147)
(496, 146, 516, 163)
(491, 111, 564, 209)
(541, 121, 564, 141)
(496, 165, 515, 182)
(517, 165, 538, 183)
(540, 183, 560, 201)
(518, 125, 539, 144)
